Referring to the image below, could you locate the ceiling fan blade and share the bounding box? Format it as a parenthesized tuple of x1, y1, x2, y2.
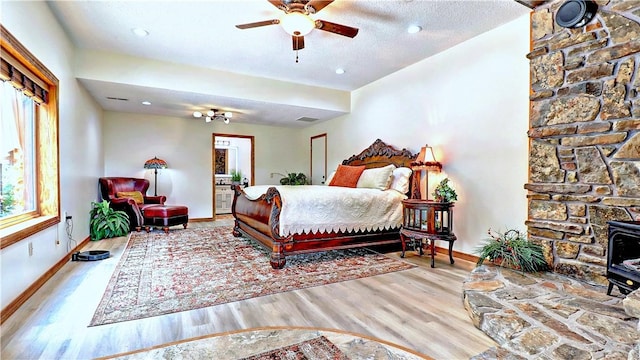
(235, 19, 280, 29)
(315, 20, 359, 38)
(305, 0, 334, 13)
(292, 35, 305, 51)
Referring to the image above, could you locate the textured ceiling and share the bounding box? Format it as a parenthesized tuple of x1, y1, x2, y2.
(47, 0, 531, 127)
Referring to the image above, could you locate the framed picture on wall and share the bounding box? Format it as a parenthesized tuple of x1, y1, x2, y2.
(215, 148, 228, 174)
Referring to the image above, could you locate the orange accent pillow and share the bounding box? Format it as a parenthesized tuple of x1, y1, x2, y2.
(116, 191, 144, 204)
(329, 165, 366, 188)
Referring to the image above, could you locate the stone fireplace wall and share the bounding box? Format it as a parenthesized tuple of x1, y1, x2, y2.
(527, 0, 640, 285)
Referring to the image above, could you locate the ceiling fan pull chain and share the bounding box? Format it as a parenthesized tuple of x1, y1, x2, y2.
(295, 50, 299, 63)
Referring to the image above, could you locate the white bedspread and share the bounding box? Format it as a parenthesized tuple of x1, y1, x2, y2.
(243, 185, 406, 236)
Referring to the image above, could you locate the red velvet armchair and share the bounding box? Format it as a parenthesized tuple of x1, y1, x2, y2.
(98, 177, 166, 231)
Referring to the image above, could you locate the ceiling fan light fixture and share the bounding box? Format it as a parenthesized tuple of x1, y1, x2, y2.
(280, 12, 315, 36)
(224, 112, 233, 118)
(335, 68, 345, 75)
(205, 116, 212, 123)
(206, 110, 215, 117)
(223, 117, 230, 124)
(193, 111, 203, 118)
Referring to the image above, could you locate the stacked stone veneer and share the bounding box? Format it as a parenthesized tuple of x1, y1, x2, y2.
(527, 0, 640, 286)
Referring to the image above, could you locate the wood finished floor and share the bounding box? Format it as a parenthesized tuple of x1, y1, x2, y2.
(1, 221, 496, 359)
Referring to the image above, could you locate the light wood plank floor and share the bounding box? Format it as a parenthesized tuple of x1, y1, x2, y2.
(1, 221, 496, 359)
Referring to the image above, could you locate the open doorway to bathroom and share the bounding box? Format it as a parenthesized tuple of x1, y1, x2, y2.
(212, 133, 254, 220)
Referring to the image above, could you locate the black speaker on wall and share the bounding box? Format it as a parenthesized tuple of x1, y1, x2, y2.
(556, 0, 598, 28)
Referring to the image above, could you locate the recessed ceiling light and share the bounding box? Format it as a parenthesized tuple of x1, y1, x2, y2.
(335, 68, 345, 75)
(407, 25, 422, 34)
(142, 101, 151, 106)
(132, 28, 149, 37)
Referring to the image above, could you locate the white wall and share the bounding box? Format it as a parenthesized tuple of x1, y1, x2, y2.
(301, 15, 531, 255)
(1, 2, 104, 308)
(103, 112, 306, 219)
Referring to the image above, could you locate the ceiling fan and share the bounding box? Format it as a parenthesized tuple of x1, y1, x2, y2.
(235, 0, 359, 61)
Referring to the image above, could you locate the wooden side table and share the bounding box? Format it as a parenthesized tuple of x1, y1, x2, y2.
(400, 199, 457, 268)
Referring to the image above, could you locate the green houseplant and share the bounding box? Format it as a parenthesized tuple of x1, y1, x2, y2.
(433, 178, 457, 202)
(475, 228, 548, 272)
(279, 172, 308, 185)
(89, 200, 130, 241)
(230, 169, 242, 184)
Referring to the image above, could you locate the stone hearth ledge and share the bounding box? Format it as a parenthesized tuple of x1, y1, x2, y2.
(463, 265, 639, 359)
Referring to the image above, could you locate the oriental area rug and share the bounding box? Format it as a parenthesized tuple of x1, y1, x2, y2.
(90, 227, 414, 326)
(100, 327, 430, 360)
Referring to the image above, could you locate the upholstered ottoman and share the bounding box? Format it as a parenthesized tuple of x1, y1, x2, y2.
(143, 205, 189, 234)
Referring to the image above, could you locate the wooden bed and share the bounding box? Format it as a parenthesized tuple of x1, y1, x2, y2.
(231, 139, 417, 269)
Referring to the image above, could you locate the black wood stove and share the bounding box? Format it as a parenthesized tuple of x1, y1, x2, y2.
(607, 220, 640, 295)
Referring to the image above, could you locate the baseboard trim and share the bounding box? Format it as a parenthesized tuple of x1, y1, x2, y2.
(1, 236, 90, 324)
(435, 246, 480, 263)
(189, 217, 214, 223)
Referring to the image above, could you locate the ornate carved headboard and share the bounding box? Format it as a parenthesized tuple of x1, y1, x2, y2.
(342, 139, 418, 198)
(342, 139, 416, 169)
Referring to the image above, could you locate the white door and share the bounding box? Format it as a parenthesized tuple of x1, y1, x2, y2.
(310, 134, 327, 185)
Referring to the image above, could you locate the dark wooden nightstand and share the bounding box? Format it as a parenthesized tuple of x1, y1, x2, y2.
(400, 199, 457, 268)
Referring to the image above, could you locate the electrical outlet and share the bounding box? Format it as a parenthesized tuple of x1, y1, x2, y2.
(28, 242, 33, 256)
(65, 211, 72, 220)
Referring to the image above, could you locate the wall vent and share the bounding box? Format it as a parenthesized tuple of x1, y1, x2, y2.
(106, 97, 129, 101)
(296, 117, 318, 122)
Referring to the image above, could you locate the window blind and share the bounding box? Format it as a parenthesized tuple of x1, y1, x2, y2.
(0, 52, 48, 104)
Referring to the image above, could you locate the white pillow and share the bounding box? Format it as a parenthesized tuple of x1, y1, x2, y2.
(356, 164, 395, 190)
(389, 167, 413, 194)
(325, 171, 336, 185)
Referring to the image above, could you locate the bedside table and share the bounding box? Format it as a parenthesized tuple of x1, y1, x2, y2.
(400, 199, 457, 268)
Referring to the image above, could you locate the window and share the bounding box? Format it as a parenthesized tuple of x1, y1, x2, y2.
(0, 25, 60, 248)
(1, 81, 37, 219)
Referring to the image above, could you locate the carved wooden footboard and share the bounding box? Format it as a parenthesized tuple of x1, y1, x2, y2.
(231, 139, 417, 269)
(232, 186, 291, 268)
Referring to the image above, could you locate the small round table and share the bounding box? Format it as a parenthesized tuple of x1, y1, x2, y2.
(400, 199, 457, 268)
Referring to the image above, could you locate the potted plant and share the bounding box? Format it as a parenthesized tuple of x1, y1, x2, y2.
(433, 178, 457, 202)
(279, 172, 308, 185)
(475, 228, 548, 273)
(89, 200, 130, 241)
(230, 169, 242, 185)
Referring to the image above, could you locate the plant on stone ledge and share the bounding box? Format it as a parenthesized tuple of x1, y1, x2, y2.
(475, 228, 548, 273)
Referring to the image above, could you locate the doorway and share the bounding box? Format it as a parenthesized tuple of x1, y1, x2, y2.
(212, 133, 254, 219)
(310, 133, 327, 185)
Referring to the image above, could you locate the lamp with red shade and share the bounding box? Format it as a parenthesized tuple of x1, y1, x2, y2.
(143, 156, 168, 196)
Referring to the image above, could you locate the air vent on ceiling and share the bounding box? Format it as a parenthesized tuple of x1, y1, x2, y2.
(296, 117, 318, 123)
(106, 97, 129, 101)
